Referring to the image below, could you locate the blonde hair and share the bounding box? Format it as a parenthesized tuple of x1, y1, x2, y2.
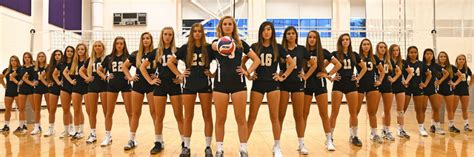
(376, 42, 393, 72)
(70, 43, 89, 75)
(456, 54, 470, 73)
(154, 27, 177, 68)
(5, 55, 20, 77)
(87, 41, 106, 76)
(34, 52, 48, 71)
(216, 16, 243, 48)
(136, 32, 154, 68)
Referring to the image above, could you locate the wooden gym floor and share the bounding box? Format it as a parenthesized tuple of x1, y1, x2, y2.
(0, 103, 473, 157)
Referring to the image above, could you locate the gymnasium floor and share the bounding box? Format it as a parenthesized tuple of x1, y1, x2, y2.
(0, 104, 473, 157)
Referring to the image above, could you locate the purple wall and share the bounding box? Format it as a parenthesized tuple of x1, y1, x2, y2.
(1, 0, 32, 16)
(48, 0, 82, 30)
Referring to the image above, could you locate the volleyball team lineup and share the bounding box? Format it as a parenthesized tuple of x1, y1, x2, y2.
(1, 16, 474, 157)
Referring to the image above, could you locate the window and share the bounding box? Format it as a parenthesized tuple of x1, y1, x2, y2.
(266, 19, 332, 38)
(350, 18, 366, 38)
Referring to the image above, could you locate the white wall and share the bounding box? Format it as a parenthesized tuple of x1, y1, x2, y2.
(181, 0, 248, 19)
(1, 0, 474, 108)
(266, 0, 332, 19)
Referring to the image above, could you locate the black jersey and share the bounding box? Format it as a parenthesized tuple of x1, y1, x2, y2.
(177, 44, 215, 89)
(102, 54, 128, 85)
(19, 65, 35, 85)
(376, 56, 397, 84)
(147, 48, 176, 79)
(309, 49, 333, 74)
(403, 60, 427, 85)
(392, 59, 405, 85)
(358, 54, 381, 85)
(34, 66, 47, 85)
(439, 65, 456, 89)
(454, 66, 472, 87)
(74, 60, 87, 84)
(84, 58, 104, 80)
(424, 62, 442, 88)
(251, 43, 288, 82)
(2, 68, 19, 92)
(332, 51, 361, 78)
(279, 45, 309, 82)
(305, 49, 332, 88)
(212, 39, 250, 90)
(128, 50, 155, 76)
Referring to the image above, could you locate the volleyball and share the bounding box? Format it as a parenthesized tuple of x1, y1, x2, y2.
(217, 36, 235, 57)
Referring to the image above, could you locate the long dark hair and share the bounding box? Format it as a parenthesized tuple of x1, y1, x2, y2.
(406, 46, 419, 61)
(359, 39, 376, 66)
(108, 36, 130, 70)
(254, 21, 279, 62)
(46, 50, 63, 83)
(281, 26, 298, 51)
(305, 30, 325, 72)
(422, 48, 435, 64)
(336, 33, 355, 64)
(62, 46, 75, 64)
(186, 23, 209, 68)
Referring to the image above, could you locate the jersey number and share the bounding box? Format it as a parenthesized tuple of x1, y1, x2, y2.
(260, 53, 272, 67)
(192, 54, 204, 66)
(367, 62, 373, 71)
(112, 61, 123, 72)
(343, 59, 352, 69)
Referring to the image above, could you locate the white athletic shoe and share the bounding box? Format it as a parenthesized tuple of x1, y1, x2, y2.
(298, 144, 309, 155)
(101, 135, 113, 147)
(273, 146, 283, 157)
(419, 127, 428, 137)
(44, 127, 54, 137)
(326, 140, 336, 151)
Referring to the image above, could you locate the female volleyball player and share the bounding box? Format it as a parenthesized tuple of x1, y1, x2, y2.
(303, 30, 341, 151)
(453, 54, 473, 132)
(122, 32, 157, 150)
(54, 46, 75, 138)
(436, 51, 462, 133)
(246, 21, 294, 156)
(14, 52, 35, 134)
(44, 50, 63, 137)
(30, 52, 49, 135)
(329, 33, 367, 147)
(211, 16, 260, 157)
(140, 27, 184, 154)
(0, 55, 20, 133)
(357, 39, 384, 143)
(421, 48, 445, 135)
(278, 26, 312, 154)
(168, 23, 215, 157)
(80, 41, 107, 143)
(66, 43, 89, 140)
(403, 46, 431, 137)
(99, 36, 133, 146)
(375, 42, 399, 141)
(389, 44, 411, 139)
